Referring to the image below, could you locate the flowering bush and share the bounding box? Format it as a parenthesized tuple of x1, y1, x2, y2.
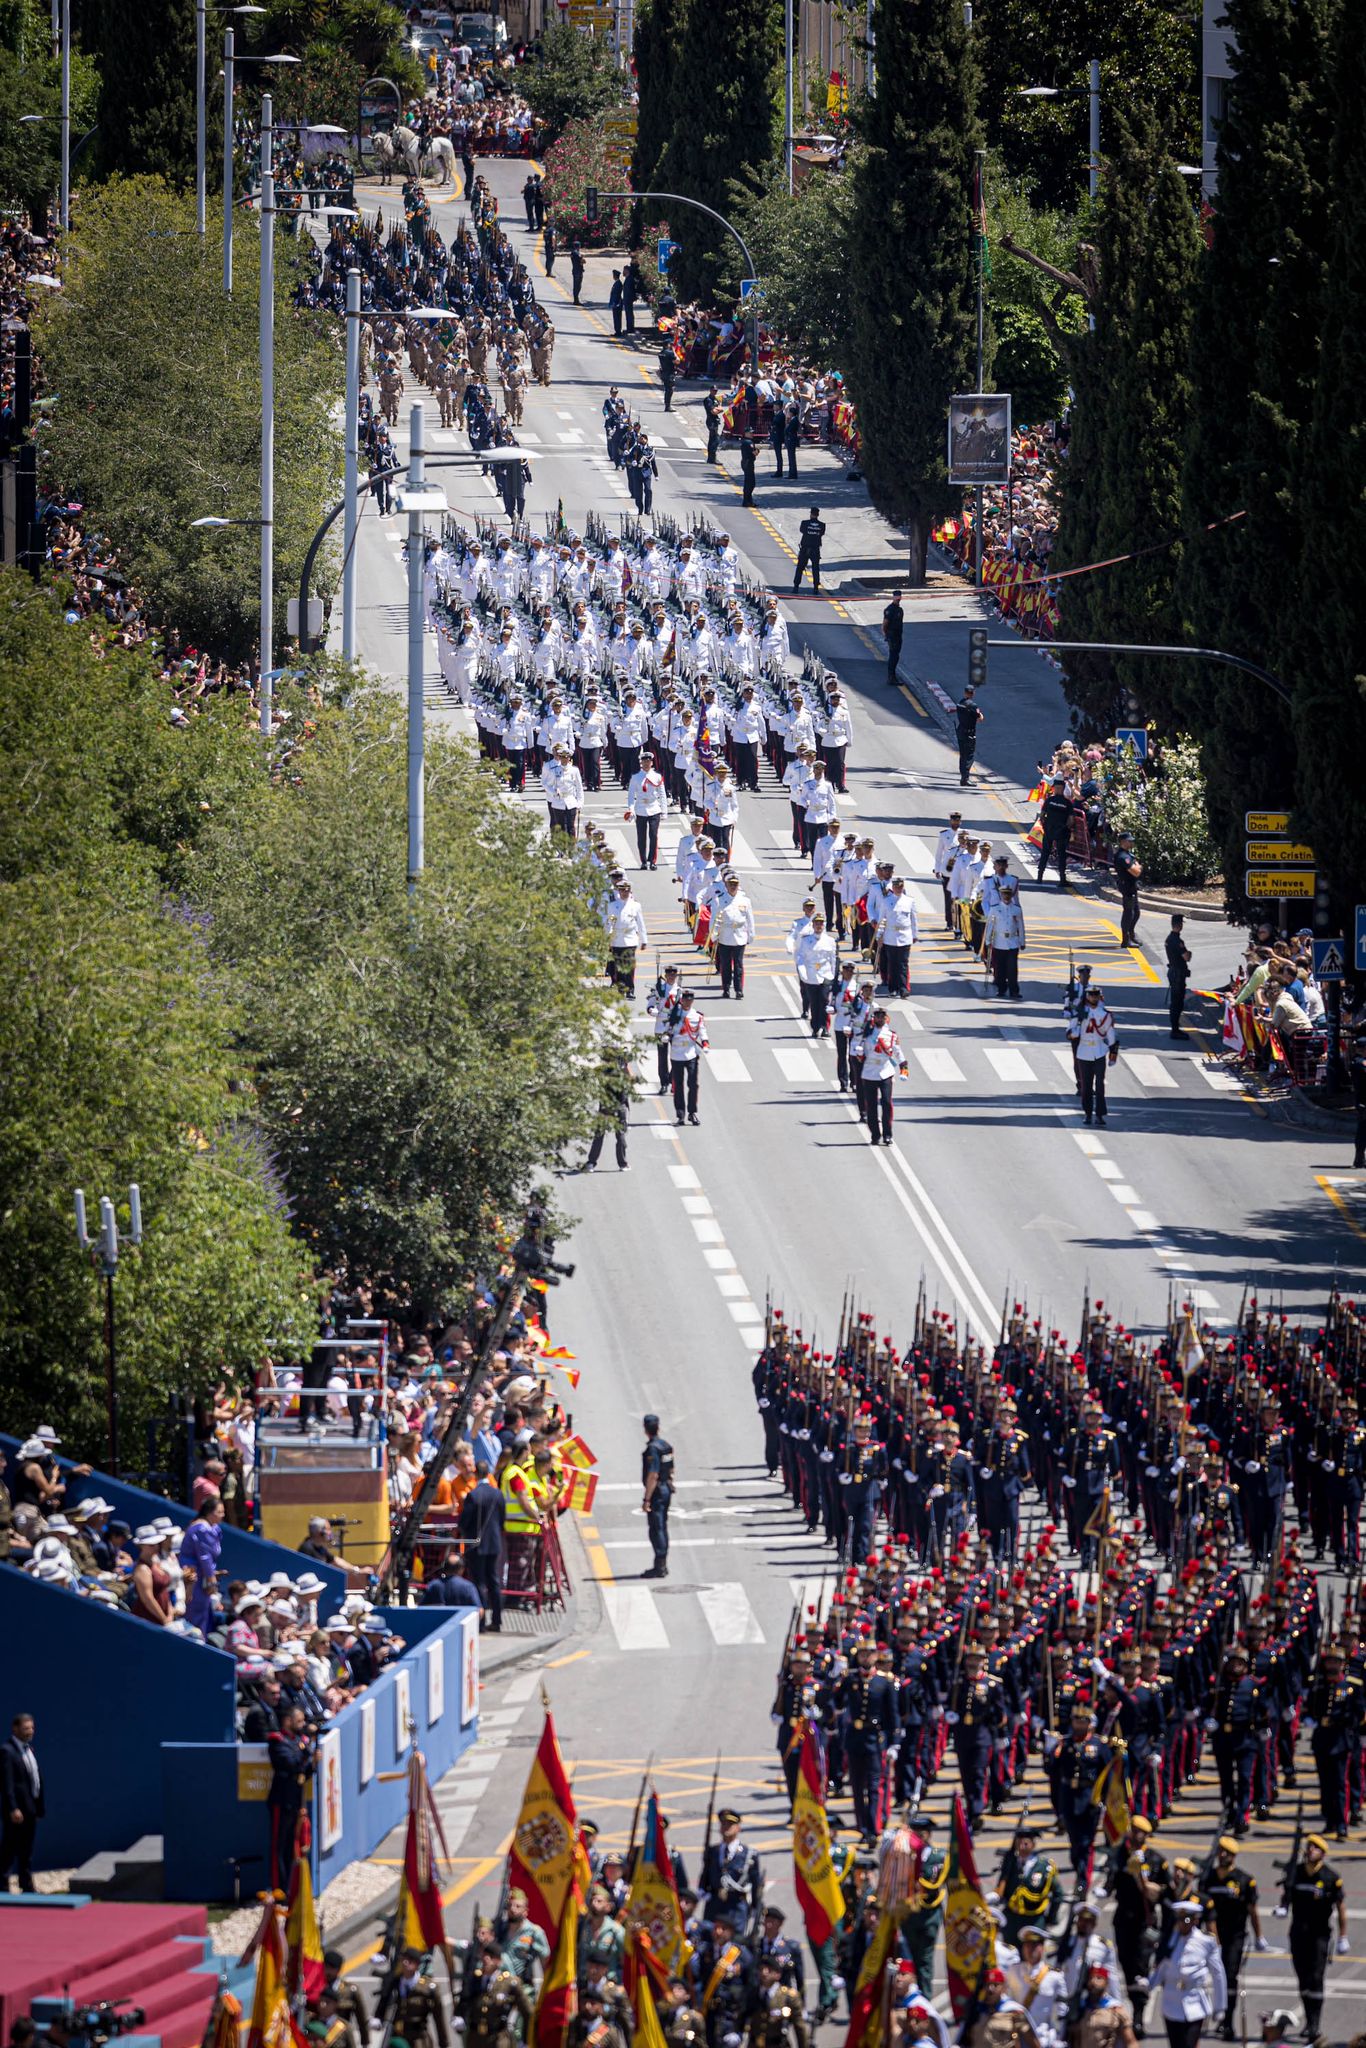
(541, 119, 632, 245)
(1105, 731, 1220, 888)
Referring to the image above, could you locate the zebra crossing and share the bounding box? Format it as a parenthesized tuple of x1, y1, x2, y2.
(597, 1574, 837, 1653)
(649, 1034, 1243, 1099)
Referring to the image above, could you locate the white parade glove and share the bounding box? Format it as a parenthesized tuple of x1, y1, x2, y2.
(945, 1711, 960, 1726)
(1091, 1657, 1110, 1680)
(1254, 1937, 1270, 1953)
(1062, 1475, 1076, 1489)
(1337, 1936, 1350, 1955)
(1204, 1717, 1218, 1732)
(1273, 1905, 1288, 1918)
(1245, 1460, 1260, 1474)
(838, 1472, 852, 1486)
(928, 1484, 945, 1501)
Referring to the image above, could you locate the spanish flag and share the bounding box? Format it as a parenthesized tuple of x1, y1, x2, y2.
(558, 1432, 597, 1471)
(534, 1862, 582, 2048)
(392, 1748, 452, 1955)
(562, 1468, 597, 1514)
(943, 1794, 996, 2022)
(842, 1903, 906, 2048)
(624, 1928, 672, 2048)
(243, 1898, 294, 2048)
(284, 1815, 326, 2001)
(792, 1730, 845, 1947)
(1093, 1750, 1133, 1846)
(508, 1710, 582, 1940)
(625, 1793, 692, 1976)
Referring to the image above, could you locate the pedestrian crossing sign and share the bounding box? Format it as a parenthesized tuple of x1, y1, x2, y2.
(1313, 938, 1345, 982)
(739, 278, 758, 302)
(1115, 727, 1148, 760)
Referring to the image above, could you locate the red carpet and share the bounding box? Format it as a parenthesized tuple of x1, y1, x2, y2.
(0, 1902, 216, 2048)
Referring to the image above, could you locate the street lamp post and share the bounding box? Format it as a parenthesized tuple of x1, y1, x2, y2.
(59, 0, 69, 234)
(406, 401, 426, 892)
(74, 1183, 143, 1475)
(1018, 63, 1101, 201)
(198, 4, 266, 239)
(259, 90, 275, 737)
(783, 0, 794, 195)
(222, 37, 298, 295)
(343, 265, 361, 661)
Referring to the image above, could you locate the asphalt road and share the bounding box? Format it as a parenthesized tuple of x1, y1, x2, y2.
(325, 157, 1366, 2040)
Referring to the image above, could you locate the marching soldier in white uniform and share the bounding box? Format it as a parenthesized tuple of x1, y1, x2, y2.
(1147, 1898, 1228, 2048)
(668, 991, 710, 1126)
(712, 874, 756, 1000)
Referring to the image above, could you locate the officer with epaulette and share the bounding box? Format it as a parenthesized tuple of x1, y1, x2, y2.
(1201, 1836, 1267, 2040)
(1207, 1644, 1265, 1836)
(1328, 1392, 1366, 1570)
(752, 1906, 804, 1999)
(701, 1934, 753, 2048)
(944, 1423, 976, 1545)
(642, 1413, 675, 1580)
(382, 1948, 452, 2048)
(890, 1614, 935, 1804)
(1130, 1645, 1170, 1820)
(773, 1643, 814, 1806)
(1045, 1697, 1109, 1890)
(662, 1980, 707, 2048)
(946, 1642, 1006, 1831)
(837, 1631, 899, 1840)
(1062, 1402, 1120, 1566)
(313, 1987, 357, 2048)
(1306, 1641, 1355, 1838)
(321, 1954, 370, 2048)
(901, 1813, 946, 1997)
(992, 1820, 1059, 1948)
(700, 1807, 764, 1935)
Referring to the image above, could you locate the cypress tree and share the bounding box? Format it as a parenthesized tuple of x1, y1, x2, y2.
(631, 0, 682, 200)
(1054, 105, 1200, 731)
(86, 0, 197, 184)
(843, 0, 979, 584)
(655, 0, 778, 302)
(1175, 0, 1337, 906)
(1289, 0, 1366, 921)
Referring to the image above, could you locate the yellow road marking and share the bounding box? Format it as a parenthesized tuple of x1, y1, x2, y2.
(547, 1647, 591, 1668)
(898, 681, 929, 720)
(1316, 1174, 1366, 1242)
(341, 1842, 510, 1975)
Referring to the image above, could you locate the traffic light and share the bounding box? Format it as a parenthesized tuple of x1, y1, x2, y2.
(585, 185, 599, 224)
(968, 626, 988, 691)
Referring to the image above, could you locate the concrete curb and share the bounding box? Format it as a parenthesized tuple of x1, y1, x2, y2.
(1090, 881, 1228, 925)
(1247, 1082, 1356, 1133)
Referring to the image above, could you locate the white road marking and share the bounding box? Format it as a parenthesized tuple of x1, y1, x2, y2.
(1109, 1185, 1140, 1204)
(668, 1164, 700, 1188)
(650, 1123, 678, 1140)
(603, 1585, 669, 1649)
(911, 1047, 965, 1084)
(1197, 1064, 1244, 1093)
(556, 429, 585, 444)
(1091, 1159, 1124, 1180)
(890, 833, 935, 876)
(709, 1049, 752, 1083)
(697, 1583, 765, 1645)
(983, 1048, 1033, 1083)
(715, 1273, 749, 1297)
(681, 1193, 713, 1215)
(692, 1217, 724, 1244)
(501, 1671, 540, 1705)
(1128, 1209, 1161, 1230)
(1054, 1049, 1080, 1081)
(703, 1248, 737, 1269)
(1122, 1052, 1177, 1089)
(774, 1048, 824, 1086)
(1072, 1131, 1106, 1156)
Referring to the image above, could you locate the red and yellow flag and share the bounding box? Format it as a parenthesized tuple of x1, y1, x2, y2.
(792, 1730, 845, 1947)
(625, 1793, 692, 1976)
(284, 1816, 326, 2002)
(558, 1432, 597, 1470)
(843, 1904, 904, 2048)
(943, 1794, 996, 2021)
(508, 1710, 582, 1940)
(1093, 1750, 1133, 1846)
(395, 1749, 451, 1954)
(208, 1992, 243, 2048)
(244, 1898, 293, 2048)
(534, 1865, 581, 2048)
(624, 1929, 672, 2048)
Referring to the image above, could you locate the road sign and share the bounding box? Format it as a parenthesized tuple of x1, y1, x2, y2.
(1314, 938, 1346, 982)
(1115, 727, 1148, 760)
(657, 238, 677, 274)
(739, 277, 758, 301)
(1245, 810, 1290, 835)
(1245, 840, 1317, 865)
(1245, 870, 1315, 899)
(1356, 905, 1366, 973)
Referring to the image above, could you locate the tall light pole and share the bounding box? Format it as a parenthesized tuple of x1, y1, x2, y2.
(406, 401, 427, 892)
(343, 265, 361, 662)
(783, 0, 794, 194)
(259, 89, 275, 736)
(1088, 57, 1100, 200)
(198, 4, 265, 238)
(222, 38, 298, 294)
(74, 1183, 143, 1475)
(58, 0, 69, 234)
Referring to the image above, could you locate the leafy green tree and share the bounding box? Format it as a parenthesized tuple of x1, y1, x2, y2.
(519, 22, 623, 143)
(1176, 0, 1338, 909)
(631, 0, 682, 197)
(0, 0, 99, 229)
(655, 0, 778, 301)
(1289, 0, 1366, 922)
(984, 175, 1085, 419)
(1054, 105, 1201, 731)
(972, 0, 1198, 212)
(194, 685, 620, 1311)
(35, 176, 341, 663)
(843, 0, 979, 582)
(735, 162, 856, 368)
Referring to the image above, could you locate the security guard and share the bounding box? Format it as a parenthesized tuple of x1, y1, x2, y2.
(1200, 1839, 1266, 2041)
(381, 1949, 452, 2048)
(1285, 1834, 1347, 2048)
(642, 1413, 675, 1580)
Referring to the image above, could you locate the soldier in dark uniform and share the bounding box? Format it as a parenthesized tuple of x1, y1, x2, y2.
(993, 1821, 1060, 1949)
(314, 1987, 357, 2048)
(1208, 1646, 1265, 1836)
(839, 1414, 887, 1566)
(1287, 1835, 1346, 2048)
(975, 1405, 1031, 1562)
(902, 1815, 947, 1997)
(837, 1634, 899, 1840)
(772, 1644, 813, 1806)
(382, 1949, 452, 2048)
(1062, 1402, 1121, 1565)
(322, 1954, 370, 2048)
(572, 1983, 627, 2048)
(1045, 1699, 1109, 1891)
(1112, 832, 1142, 948)
(1200, 1838, 1266, 2040)
(745, 1956, 808, 2048)
(699, 1809, 763, 1935)
(642, 1413, 675, 1579)
(1326, 1394, 1366, 1570)
(751, 1907, 804, 1999)
(1306, 1643, 1355, 1838)
(953, 687, 983, 786)
(267, 1708, 313, 1893)
(947, 1643, 1006, 1832)
(1109, 1816, 1167, 2038)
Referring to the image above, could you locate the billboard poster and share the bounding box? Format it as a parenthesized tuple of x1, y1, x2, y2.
(948, 393, 1012, 484)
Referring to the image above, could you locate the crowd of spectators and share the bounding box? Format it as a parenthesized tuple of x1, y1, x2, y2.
(1219, 924, 1359, 1089)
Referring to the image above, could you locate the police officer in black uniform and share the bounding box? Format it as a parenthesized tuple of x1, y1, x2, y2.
(1201, 1838, 1265, 2040)
(954, 686, 983, 786)
(704, 386, 722, 463)
(793, 507, 825, 592)
(1036, 777, 1074, 887)
(1285, 1834, 1347, 2048)
(642, 1413, 675, 1579)
(1113, 832, 1142, 948)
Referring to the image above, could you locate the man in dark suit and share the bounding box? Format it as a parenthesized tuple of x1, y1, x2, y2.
(1, 1712, 44, 1891)
(458, 1459, 506, 1632)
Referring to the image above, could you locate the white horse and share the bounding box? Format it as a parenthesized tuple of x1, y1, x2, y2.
(372, 126, 456, 186)
(423, 136, 457, 185)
